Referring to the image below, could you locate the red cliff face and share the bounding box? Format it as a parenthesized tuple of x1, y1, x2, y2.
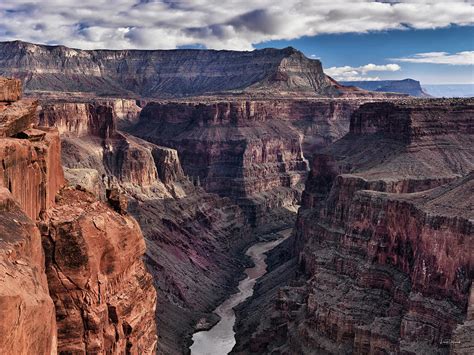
(0, 129, 64, 221)
(0, 85, 64, 221)
(40, 188, 157, 354)
(0, 188, 57, 355)
(239, 98, 474, 354)
(0, 97, 38, 137)
(40, 101, 183, 191)
(0, 77, 158, 354)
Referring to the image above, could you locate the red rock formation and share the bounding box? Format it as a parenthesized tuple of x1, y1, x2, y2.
(111, 99, 143, 129)
(0, 77, 158, 354)
(40, 188, 157, 354)
(39, 102, 115, 138)
(39, 101, 182, 190)
(0, 98, 38, 137)
(0, 127, 64, 220)
(0, 188, 57, 355)
(236, 98, 474, 354)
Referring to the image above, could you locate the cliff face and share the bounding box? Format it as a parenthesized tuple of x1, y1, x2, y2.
(236, 98, 474, 354)
(0, 41, 351, 98)
(39, 101, 179, 191)
(131, 98, 367, 227)
(0, 188, 57, 355)
(40, 188, 157, 354)
(38, 100, 252, 353)
(0, 96, 64, 220)
(0, 77, 158, 354)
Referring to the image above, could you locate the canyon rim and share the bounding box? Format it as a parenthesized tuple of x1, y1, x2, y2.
(0, 1, 473, 355)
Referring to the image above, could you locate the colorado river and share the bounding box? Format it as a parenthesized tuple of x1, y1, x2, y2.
(190, 229, 292, 355)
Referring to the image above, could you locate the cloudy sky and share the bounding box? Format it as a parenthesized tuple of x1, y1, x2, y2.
(0, 0, 473, 84)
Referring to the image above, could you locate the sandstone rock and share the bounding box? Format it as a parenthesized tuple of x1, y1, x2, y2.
(41, 188, 157, 354)
(151, 145, 185, 185)
(0, 187, 57, 355)
(0, 99, 38, 137)
(131, 98, 370, 226)
(39, 102, 183, 189)
(111, 99, 143, 129)
(0, 77, 22, 102)
(39, 102, 116, 138)
(0, 127, 64, 220)
(0, 77, 158, 355)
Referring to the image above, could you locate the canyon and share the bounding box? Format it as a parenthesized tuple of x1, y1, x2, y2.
(0, 40, 472, 355)
(38, 99, 253, 354)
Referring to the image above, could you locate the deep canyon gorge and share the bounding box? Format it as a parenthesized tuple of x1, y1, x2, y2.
(0, 40, 472, 355)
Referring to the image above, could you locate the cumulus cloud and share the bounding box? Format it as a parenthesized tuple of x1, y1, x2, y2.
(392, 51, 474, 65)
(324, 63, 401, 81)
(0, 1, 473, 50)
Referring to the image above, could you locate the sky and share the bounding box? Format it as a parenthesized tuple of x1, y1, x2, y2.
(0, 0, 473, 84)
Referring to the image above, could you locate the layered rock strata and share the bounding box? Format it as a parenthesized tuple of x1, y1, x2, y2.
(0, 77, 158, 354)
(0, 90, 63, 221)
(131, 98, 372, 227)
(236, 98, 474, 354)
(0, 41, 358, 98)
(0, 77, 21, 101)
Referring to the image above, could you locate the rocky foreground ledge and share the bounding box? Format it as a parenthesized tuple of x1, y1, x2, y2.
(0, 77, 158, 354)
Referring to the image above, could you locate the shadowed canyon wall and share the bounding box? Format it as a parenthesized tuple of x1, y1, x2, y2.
(234, 98, 474, 355)
(130, 98, 374, 228)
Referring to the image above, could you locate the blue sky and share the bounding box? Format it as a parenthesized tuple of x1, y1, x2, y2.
(256, 26, 474, 84)
(0, 1, 473, 84)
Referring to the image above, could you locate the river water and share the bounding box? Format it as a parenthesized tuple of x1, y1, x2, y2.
(190, 229, 292, 355)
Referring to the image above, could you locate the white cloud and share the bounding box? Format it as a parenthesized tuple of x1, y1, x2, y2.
(392, 51, 474, 65)
(324, 63, 401, 81)
(0, 1, 472, 50)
